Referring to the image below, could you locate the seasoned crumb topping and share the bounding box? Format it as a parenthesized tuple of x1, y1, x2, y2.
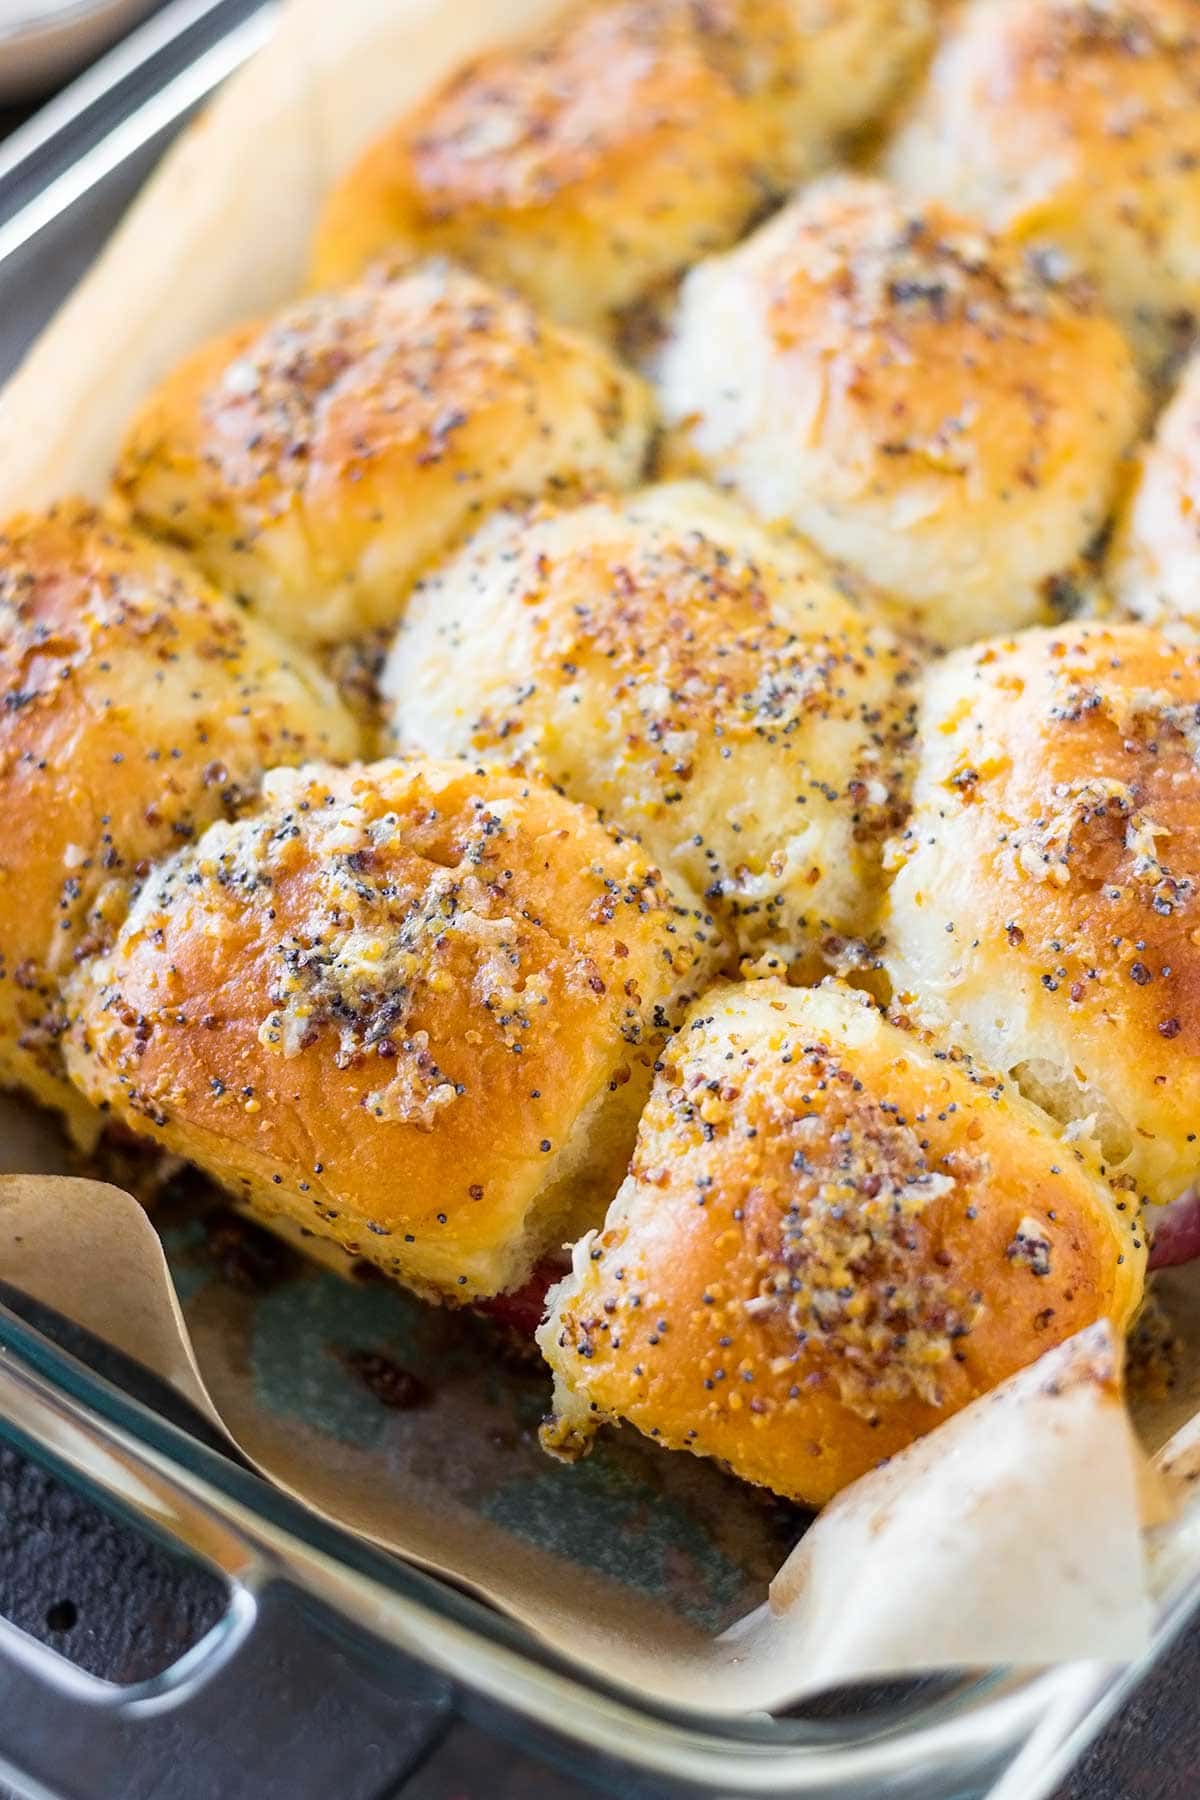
(554, 1022, 1024, 1423)
(452, 524, 911, 813)
(1101, 684, 1200, 764)
(250, 798, 573, 1124)
(199, 264, 637, 510)
(988, 649, 1200, 922)
(1006, 777, 1156, 888)
(742, 1058, 981, 1413)
(71, 760, 711, 1140)
(1007, 1215, 1054, 1276)
(765, 199, 1093, 364)
(1035, 1, 1199, 68)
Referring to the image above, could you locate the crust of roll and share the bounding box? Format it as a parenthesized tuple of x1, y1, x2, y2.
(655, 174, 1146, 647)
(883, 621, 1200, 1207)
(538, 979, 1144, 1506)
(0, 504, 359, 1135)
(310, 0, 932, 334)
(385, 480, 918, 972)
(64, 759, 719, 1298)
(113, 262, 652, 646)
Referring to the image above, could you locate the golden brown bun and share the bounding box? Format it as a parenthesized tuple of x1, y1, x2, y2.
(538, 979, 1143, 1506)
(883, 621, 1200, 1207)
(884, 0, 1200, 374)
(384, 481, 918, 973)
(0, 505, 359, 1137)
(63, 759, 719, 1299)
(113, 262, 652, 647)
(655, 175, 1146, 647)
(310, 0, 932, 336)
(1108, 351, 1200, 623)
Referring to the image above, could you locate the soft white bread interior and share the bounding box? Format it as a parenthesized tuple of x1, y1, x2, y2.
(1108, 350, 1200, 625)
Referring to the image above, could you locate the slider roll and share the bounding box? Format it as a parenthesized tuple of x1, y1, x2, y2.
(64, 759, 718, 1299)
(885, 0, 1200, 375)
(656, 175, 1145, 647)
(386, 480, 918, 974)
(114, 262, 653, 647)
(539, 979, 1144, 1505)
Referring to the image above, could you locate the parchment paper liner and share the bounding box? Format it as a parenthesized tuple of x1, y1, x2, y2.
(0, 0, 1194, 1713)
(0, 1173, 1166, 1710)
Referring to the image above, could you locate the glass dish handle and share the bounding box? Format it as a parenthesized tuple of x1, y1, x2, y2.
(0, 1338, 456, 1800)
(0, 1320, 1139, 1800)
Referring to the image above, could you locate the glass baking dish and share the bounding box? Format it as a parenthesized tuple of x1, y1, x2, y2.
(0, 5, 1198, 1795)
(3, 1288, 1196, 1800)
